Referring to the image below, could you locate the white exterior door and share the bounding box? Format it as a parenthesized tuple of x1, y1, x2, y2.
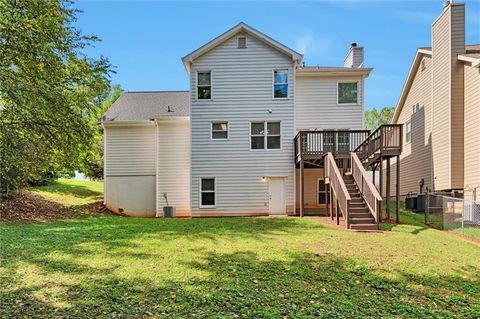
(269, 177, 286, 215)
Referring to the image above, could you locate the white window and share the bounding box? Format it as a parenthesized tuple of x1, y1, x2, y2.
(317, 179, 327, 205)
(238, 36, 246, 49)
(211, 122, 228, 139)
(337, 82, 358, 105)
(251, 121, 281, 150)
(197, 71, 211, 100)
(405, 120, 411, 144)
(200, 178, 215, 207)
(273, 70, 288, 98)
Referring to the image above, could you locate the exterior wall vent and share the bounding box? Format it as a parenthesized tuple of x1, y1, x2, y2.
(238, 36, 246, 49)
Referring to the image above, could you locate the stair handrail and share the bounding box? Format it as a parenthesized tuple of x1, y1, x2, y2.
(351, 152, 382, 223)
(324, 152, 351, 227)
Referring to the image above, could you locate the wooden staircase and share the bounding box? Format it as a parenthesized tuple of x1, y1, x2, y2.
(342, 174, 379, 231)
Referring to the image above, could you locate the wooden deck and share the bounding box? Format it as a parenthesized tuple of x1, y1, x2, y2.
(294, 125, 403, 229)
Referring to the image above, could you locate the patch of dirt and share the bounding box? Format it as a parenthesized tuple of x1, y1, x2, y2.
(0, 192, 109, 223)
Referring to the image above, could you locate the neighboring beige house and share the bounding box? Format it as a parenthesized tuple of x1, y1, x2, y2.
(389, 1, 480, 200)
(102, 22, 387, 229)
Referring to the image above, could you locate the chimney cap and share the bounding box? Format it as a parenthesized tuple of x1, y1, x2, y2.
(351, 42, 358, 48)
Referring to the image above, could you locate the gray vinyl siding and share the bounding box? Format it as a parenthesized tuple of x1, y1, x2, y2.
(104, 124, 156, 216)
(189, 32, 295, 214)
(104, 125, 156, 176)
(156, 120, 191, 215)
(295, 76, 364, 131)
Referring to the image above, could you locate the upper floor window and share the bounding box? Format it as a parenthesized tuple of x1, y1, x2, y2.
(251, 121, 281, 150)
(238, 36, 247, 49)
(273, 70, 288, 98)
(197, 71, 211, 100)
(211, 121, 228, 139)
(405, 120, 411, 144)
(338, 81, 358, 105)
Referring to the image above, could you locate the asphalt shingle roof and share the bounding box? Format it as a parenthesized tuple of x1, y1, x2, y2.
(102, 91, 190, 122)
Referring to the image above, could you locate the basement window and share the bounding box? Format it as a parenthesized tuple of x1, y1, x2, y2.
(200, 178, 215, 207)
(238, 36, 247, 49)
(317, 179, 328, 205)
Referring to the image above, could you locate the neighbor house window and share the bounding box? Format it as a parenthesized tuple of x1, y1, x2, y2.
(317, 179, 327, 205)
(197, 71, 211, 99)
(251, 121, 281, 150)
(211, 122, 228, 139)
(200, 178, 215, 207)
(273, 70, 288, 98)
(238, 36, 246, 49)
(338, 82, 358, 104)
(405, 120, 411, 144)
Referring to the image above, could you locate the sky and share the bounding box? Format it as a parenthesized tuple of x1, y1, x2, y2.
(75, 0, 480, 109)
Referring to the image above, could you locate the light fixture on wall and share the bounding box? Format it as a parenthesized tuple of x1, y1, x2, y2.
(261, 176, 267, 182)
(268, 109, 273, 114)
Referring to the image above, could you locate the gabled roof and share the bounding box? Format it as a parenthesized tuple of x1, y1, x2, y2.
(392, 44, 480, 123)
(392, 48, 432, 123)
(102, 91, 189, 123)
(181, 22, 303, 73)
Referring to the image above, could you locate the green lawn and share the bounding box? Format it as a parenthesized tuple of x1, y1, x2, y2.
(1, 180, 480, 318)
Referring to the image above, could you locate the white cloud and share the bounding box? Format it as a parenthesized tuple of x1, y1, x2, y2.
(293, 29, 331, 57)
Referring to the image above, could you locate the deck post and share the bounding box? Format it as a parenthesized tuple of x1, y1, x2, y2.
(336, 199, 339, 225)
(396, 155, 400, 223)
(379, 157, 383, 221)
(329, 184, 333, 220)
(386, 157, 391, 222)
(300, 158, 304, 217)
(372, 164, 376, 187)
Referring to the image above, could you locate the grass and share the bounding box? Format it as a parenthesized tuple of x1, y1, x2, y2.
(30, 178, 103, 206)
(1, 180, 480, 318)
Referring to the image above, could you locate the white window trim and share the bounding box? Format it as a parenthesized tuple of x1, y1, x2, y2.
(199, 177, 216, 208)
(272, 69, 289, 100)
(249, 121, 282, 151)
(317, 178, 327, 206)
(196, 70, 212, 101)
(237, 36, 247, 49)
(210, 121, 229, 140)
(405, 120, 412, 144)
(337, 80, 360, 106)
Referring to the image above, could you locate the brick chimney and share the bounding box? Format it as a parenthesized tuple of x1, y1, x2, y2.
(343, 43, 364, 68)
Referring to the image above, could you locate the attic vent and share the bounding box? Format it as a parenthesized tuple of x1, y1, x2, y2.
(421, 59, 426, 71)
(238, 36, 246, 49)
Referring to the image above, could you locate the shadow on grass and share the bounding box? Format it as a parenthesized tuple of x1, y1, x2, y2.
(2, 249, 479, 318)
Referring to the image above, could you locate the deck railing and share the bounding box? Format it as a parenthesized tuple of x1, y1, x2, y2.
(354, 125, 402, 162)
(351, 152, 382, 223)
(324, 152, 351, 227)
(295, 130, 370, 161)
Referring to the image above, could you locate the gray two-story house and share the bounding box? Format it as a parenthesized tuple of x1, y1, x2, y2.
(102, 22, 398, 230)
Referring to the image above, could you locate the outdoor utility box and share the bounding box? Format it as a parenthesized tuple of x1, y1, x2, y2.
(406, 196, 417, 211)
(163, 206, 175, 218)
(416, 194, 426, 212)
